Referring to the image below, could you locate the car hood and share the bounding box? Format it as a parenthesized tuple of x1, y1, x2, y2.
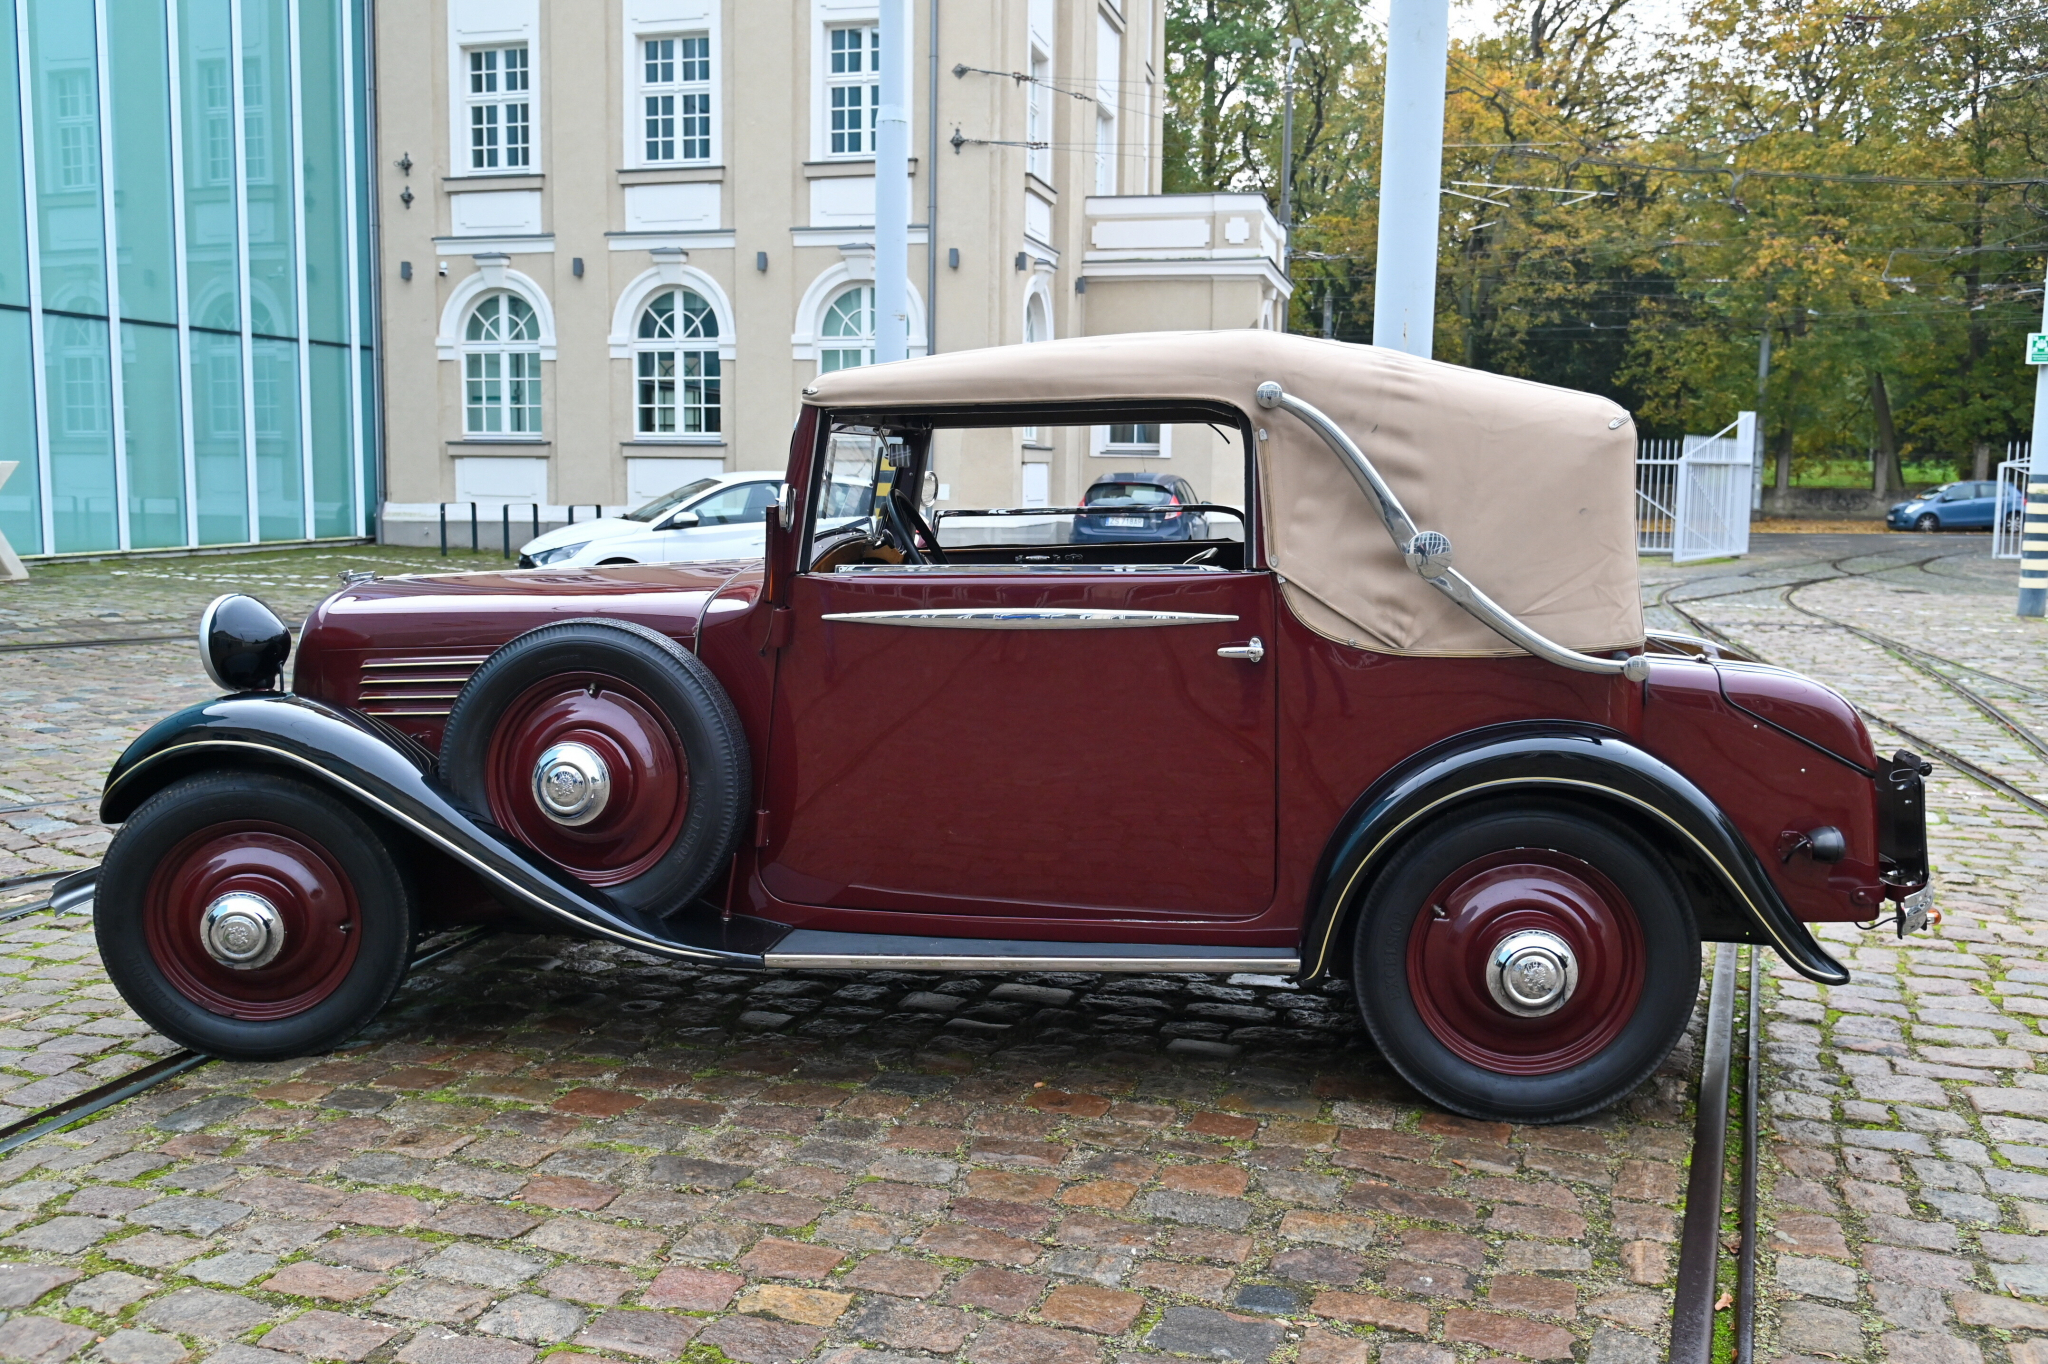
(1890, 500, 1926, 513)
(520, 518, 641, 554)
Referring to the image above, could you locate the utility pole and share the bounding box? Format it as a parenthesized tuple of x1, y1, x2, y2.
(1276, 37, 1304, 335)
(2019, 269, 2048, 616)
(876, 0, 911, 363)
(1372, 0, 1449, 357)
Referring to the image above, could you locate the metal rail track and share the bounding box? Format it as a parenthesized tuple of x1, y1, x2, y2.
(0, 634, 189, 654)
(1669, 942, 1762, 1364)
(1653, 558, 2048, 821)
(0, 919, 494, 1157)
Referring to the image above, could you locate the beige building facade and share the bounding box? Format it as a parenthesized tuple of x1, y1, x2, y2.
(373, 0, 1289, 540)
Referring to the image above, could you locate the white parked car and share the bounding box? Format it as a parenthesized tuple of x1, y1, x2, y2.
(517, 471, 786, 567)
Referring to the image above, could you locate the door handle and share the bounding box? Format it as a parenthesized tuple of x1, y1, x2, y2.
(1218, 637, 1264, 663)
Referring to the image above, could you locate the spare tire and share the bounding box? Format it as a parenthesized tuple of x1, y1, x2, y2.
(439, 618, 749, 916)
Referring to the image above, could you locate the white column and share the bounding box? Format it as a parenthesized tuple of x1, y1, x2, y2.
(14, 0, 54, 556)
(1371, 0, 1449, 358)
(874, 0, 909, 364)
(229, 0, 258, 541)
(164, 0, 200, 547)
(92, 0, 131, 549)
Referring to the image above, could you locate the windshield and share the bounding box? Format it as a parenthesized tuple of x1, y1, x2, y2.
(624, 477, 722, 522)
(1085, 482, 1176, 506)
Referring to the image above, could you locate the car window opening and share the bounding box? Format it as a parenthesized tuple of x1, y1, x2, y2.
(805, 407, 1255, 574)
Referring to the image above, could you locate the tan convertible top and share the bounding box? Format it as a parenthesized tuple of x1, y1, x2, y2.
(804, 330, 1644, 658)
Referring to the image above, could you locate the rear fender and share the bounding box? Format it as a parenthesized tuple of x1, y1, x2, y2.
(99, 693, 779, 965)
(1298, 723, 1850, 985)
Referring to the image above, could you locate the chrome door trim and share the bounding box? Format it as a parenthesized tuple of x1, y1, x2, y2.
(820, 608, 1240, 629)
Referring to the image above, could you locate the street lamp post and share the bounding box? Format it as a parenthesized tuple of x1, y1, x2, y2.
(1276, 37, 1304, 335)
(1372, 0, 1450, 357)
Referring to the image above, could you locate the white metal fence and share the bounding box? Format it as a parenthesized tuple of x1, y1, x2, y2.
(1638, 414, 1755, 561)
(1996, 441, 2031, 560)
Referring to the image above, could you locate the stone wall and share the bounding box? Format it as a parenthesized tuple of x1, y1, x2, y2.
(1757, 486, 1897, 520)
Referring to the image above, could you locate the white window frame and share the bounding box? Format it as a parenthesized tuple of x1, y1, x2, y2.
(463, 43, 533, 172)
(633, 288, 723, 439)
(1026, 43, 1051, 182)
(636, 32, 714, 166)
(461, 292, 544, 437)
(817, 283, 876, 373)
(823, 22, 880, 159)
(1092, 423, 1173, 458)
(1095, 11, 1121, 195)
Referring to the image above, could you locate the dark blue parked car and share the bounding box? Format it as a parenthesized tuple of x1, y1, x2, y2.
(1071, 472, 1209, 543)
(1887, 480, 2013, 532)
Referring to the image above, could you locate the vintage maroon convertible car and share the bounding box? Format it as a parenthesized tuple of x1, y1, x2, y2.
(76, 332, 1930, 1122)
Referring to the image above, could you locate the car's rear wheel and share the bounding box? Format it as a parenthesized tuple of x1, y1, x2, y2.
(440, 618, 749, 916)
(1915, 513, 1940, 532)
(97, 772, 417, 1059)
(1351, 800, 1699, 1123)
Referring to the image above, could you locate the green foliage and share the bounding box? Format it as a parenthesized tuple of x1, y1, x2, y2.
(1162, 0, 2048, 463)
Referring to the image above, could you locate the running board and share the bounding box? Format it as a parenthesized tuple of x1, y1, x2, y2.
(762, 929, 1299, 974)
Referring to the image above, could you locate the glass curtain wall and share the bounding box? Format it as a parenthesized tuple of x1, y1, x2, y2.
(0, 0, 374, 556)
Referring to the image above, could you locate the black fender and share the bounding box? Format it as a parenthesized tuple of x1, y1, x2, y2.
(1298, 722, 1850, 985)
(97, 693, 782, 966)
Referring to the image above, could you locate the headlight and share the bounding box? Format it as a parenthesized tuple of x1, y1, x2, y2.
(199, 593, 290, 692)
(529, 541, 591, 566)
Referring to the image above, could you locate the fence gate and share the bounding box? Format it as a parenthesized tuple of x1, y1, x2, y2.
(1636, 438, 1682, 554)
(1638, 414, 1755, 560)
(1995, 443, 2031, 560)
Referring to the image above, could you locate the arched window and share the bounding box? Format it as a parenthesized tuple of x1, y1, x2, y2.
(635, 289, 721, 434)
(463, 293, 542, 434)
(819, 285, 874, 372)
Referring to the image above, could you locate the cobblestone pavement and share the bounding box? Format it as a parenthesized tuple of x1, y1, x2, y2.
(0, 532, 2023, 1364)
(1651, 533, 2048, 1364)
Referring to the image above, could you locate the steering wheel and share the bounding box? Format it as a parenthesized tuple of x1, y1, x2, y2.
(880, 495, 931, 566)
(898, 494, 949, 564)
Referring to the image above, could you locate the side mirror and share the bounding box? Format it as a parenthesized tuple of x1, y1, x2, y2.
(663, 510, 701, 530)
(774, 483, 795, 530)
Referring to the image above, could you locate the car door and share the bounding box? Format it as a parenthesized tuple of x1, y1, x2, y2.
(760, 566, 1279, 921)
(659, 481, 775, 562)
(1966, 481, 1999, 528)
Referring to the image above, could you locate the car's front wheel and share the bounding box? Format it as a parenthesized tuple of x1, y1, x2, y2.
(97, 772, 418, 1059)
(1915, 513, 1940, 532)
(1351, 800, 1699, 1123)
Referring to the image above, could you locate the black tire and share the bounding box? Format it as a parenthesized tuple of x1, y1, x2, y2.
(1350, 800, 1700, 1124)
(1915, 513, 1940, 532)
(97, 771, 418, 1059)
(440, 617, 749, 916)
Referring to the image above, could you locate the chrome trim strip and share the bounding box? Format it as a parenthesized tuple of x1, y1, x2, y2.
(765, 950, 1302, 973)
(820, 608, 1240, 629)
(1255, 381, 1649, 684)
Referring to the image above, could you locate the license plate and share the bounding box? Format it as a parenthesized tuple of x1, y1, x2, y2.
(1104, 516, 1144, 528)
(1899, 884, 1934, 937)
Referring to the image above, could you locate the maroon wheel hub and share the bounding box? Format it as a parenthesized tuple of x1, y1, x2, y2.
(484, 673, 689, 886)
(145, 822, 362, 1021)
(1406, 849, 1645, 1075)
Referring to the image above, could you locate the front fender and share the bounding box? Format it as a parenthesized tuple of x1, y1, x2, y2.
(1299, 723, 1850, 985)
(100, 693, 779, 966)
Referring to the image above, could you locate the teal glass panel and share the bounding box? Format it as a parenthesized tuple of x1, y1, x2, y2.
(0, 311, 39, 554)
(121, 322, 184, 547)
(349, 0, 370, 338)
(179, 0, 236, 334)
(44, 313, 116, 551)
(26, 0, 106, 316)
(308, 340, 350, 536)
(358, 343, 375, 532)
(107, 0, 178, 325)
(191, 326, 245, 542)
(252, 336, 299, 538)
(244, 0, 293, 338)
(298, 0, 344, 343)
(0, 3, 29, 310)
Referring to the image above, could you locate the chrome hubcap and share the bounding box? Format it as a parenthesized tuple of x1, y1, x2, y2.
(533, 742, 611, 826)
(1486, 929, 1578, 1017)
(201, 892, 285, 970)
